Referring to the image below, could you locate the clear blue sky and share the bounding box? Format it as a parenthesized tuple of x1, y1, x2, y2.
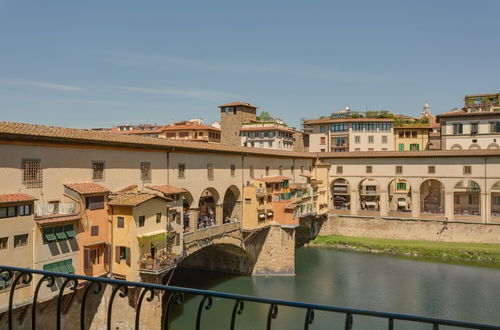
(1, 0, 499, 129)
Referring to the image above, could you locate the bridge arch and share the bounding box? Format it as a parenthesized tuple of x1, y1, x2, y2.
(222, 185, 241, 223)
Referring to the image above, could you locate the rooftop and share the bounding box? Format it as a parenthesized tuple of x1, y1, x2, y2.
(303, 117, 394, 125)
(162, 124, 220, 132)
(108, 193, 171, 206)
(0, 193, 37, 204)
(64, 182, 110, 195)
(218, 102, 258, 109)
(437, 110, 500, 120)
(147, 185, 187, 195)
(317, 149, 500, 158)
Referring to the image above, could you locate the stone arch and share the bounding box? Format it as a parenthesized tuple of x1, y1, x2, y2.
(450, 144, 463, 150)
(388, 179, 412, 213)
(181, 189, 195, 231)
(487, 143, 500, 149)
(331, 178, 350, 211)
(468, 143, 481, 150)
(420, 179, 444, 215)
(358, 178, 380, 212)
(222, 185, 241, 222)
(197, 187, 220, 228)
(453, 180, 481, 217)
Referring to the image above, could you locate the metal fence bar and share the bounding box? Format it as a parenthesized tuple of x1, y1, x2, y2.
(1, 265, 499, 330)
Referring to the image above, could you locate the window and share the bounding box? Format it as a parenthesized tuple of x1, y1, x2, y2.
(117, 217, 124, 228)
(245, 198, 251, 205)
(268, 141, 272, 147)
(428, 166, 435, 174)
(453, 123, 463, 134)
(330, 123, 348, 132)
(300, 166, 304, 174)
(90, 226, 99, 236)
(166, 132, 176, 138)
(395, 166, 403, 174)
(405, 131, 411, 138)
(119, 246, 128, 261)
(396, 182, 406, 190)
(291, 166, 294, 175)
(229, 164, 236, 177)
(354, 136, 360, 144)
(398, 144, 404, 151)
(156, 213, 162, 224)
(279, 166, 283, 176)
(178, 164, 185, 178)
(368, 136, 374, 144)
(140, 162, 151, 181)
(352, 123, 363, 131)
(398, 131, 404, 138)
(265, 166, 270, 176)
(320, 137, 326, 145)
(23, 159, 42, 188)
(336, 166, 343, 174)
(43, 259, 75, 274)
(471, 123, 478, 134)
(179, 132, 189, 138)
(454, 195, 460, 204)
(86, 195, 105, 210)
(90, 248, 100, 266)
(365, 123, 376, 131)
(410, 144, 420, 151)
(0, 237, 8, 250)
(0, 206, 17, 218)
(250, 165, 254, 179)
(366, 166, 372, 174)
(382, 136, 388, 144)
(319, 125, 326, 133)
(490, 122, 500, 133)
(14, 234, 28, 248)
(138, 216, 145, 227)
(18, 204, 31, 216)
(378, 123, 392, 131)
(412, 131, 418, 138)
(463, 166, 472, 175)
(92, 161, 104, 181)
(207, 164, 214, 181)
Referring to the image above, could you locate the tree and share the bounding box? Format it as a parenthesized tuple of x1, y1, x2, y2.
(257, 111, 272, 121)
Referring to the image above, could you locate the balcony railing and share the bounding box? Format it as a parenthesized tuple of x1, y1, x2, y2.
(0, 265, 499, 330)
(35, 202, 78, 217)
(139, 254, 181, 274)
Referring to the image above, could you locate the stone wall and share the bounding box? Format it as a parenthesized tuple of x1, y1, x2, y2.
(0, 284, 163, 330)
(320, 215, 500, 244)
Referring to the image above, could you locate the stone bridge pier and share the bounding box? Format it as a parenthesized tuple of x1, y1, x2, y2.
(178, 222, 297, 276)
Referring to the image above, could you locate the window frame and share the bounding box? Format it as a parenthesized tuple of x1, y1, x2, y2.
(91, 161, 105, 181)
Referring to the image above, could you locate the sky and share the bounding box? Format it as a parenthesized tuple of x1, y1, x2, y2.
(0, 0, 499, 129)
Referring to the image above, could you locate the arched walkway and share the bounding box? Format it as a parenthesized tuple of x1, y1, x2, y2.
(453, 180, 481, 219)
(331, 178, 350, 213)
(359, 178, 380, 214)
(388, 179, 412, 215)
(222, 185, 241, 223)
(491, 181, 500, 221)
(182, 190, 195, 232)
(420, 179, 444, 217)
(197, 188, 220, 229)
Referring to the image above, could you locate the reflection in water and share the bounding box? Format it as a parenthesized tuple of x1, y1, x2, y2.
(169, 248, 500, 329)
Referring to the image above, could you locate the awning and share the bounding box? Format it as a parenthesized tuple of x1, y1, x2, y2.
(267, 212, 273, 216)
(84, 241, 106, 248)
(137, 229, 167, 238)
(258, 213, 266, 219)
(397, 201, 407, 207)
(365, 202, 377, 206)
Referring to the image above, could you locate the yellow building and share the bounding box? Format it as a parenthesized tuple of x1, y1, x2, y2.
(108, 192, 177, 283)
(393, 126, 431, 151)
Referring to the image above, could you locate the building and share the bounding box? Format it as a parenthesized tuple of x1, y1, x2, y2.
(393, 126, 431, 151)
(107, 124, 167, 137)
(160, 120, 221, 143)
(219, 102, 259, 147)
(240, 122, 296, 150)
(437, 93, 500, 150)
(303, 116, 394, 152)
(0, 193, 36, 311)
(108, 192, 179, 282)
(419, 101, 441, 150)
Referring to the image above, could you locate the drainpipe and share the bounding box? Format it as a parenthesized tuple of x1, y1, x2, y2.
(484, 156, 488, 223)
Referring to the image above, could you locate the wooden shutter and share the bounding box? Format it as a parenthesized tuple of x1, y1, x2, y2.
(104, 244, 111, 267)
(115, 246, 121, 263)
(125, 247, 131, 266)
(84, 248, 91, 271)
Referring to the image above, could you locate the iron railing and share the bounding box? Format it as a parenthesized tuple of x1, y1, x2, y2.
(0, 265, 499, 330)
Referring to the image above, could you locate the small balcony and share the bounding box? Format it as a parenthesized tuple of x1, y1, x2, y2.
(138, 254, 180, 274)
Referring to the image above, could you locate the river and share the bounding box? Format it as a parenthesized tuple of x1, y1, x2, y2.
(169, 247, 500, 329)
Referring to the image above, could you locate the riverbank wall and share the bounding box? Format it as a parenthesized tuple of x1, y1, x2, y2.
(319, 214, 500, 244)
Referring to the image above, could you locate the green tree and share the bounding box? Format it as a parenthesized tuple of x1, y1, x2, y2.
(257, 111, 272, 121)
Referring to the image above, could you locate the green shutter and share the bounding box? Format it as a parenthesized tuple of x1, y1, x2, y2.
(416, 144, 420, 151)
(399, 144, 404, 151)
(55, 232, 68, 240)
(66, 260, 75, 274)
(44, 233, 57, 243)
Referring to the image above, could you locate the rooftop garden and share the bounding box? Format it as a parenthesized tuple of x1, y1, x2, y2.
(321, 110, 430, 127)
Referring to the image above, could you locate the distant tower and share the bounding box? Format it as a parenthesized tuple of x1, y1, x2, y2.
(218, 102, 257, 147)
(422, 100, 432, 116)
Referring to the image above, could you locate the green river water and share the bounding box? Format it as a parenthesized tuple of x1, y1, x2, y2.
(169, 247, 500, 329)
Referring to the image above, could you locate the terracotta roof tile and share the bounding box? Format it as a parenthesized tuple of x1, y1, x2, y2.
(0, 122, 312, 159)
(147, 185, 187, 195)
(64, 182, 110, 195)
(218, 102, 258, 109)
(255, 176, 290, 183)
(35, 214, 81, 225)
(162, 125, 220, 132)
(240, 126, 295, 133)
(0, 193, 37, 204)
(437, 110, 500, 119)
(108, 193, 170, 206)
